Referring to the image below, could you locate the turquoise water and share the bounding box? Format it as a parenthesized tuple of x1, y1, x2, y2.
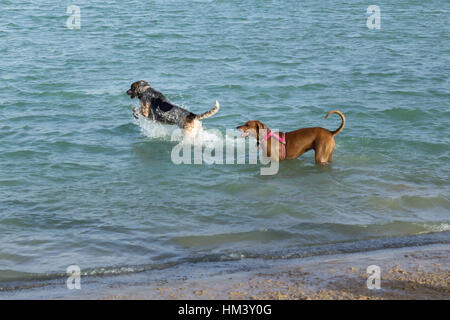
(0, 0, 449, 289)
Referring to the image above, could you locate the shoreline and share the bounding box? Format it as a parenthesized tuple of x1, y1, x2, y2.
(99, 243, 449, 300)
(78, 243, 450, 300)
(1, 243, 448, 300)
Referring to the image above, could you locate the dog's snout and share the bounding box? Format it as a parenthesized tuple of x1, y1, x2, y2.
(126, 89, 135, 99)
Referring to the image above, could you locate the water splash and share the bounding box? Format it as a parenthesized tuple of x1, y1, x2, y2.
(135, 114, 257, 164)
(136, 114, 247, 147)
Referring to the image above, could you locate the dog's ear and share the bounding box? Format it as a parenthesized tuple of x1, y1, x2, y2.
(139, 81, 150, 89)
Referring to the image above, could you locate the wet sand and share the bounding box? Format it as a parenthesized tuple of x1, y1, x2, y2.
(98, 244, 449, 300)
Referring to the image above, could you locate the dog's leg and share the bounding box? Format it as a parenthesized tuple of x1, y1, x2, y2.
(315, 156, 328, 165)
(327, 153, 333, 163)
(326, 139, 335, 163)
(132, 107, 139, 119)
(315, 141, 335, 165)
(183, 119, 202, 137)
(314, 146, 329, 165)
(192, 120, 202, 137)
(137, 101, 151, 118)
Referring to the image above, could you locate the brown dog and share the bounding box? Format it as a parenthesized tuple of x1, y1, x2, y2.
(236, 111, 345, 165)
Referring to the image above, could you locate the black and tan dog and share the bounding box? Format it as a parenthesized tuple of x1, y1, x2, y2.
(127, 80, 219, 137)
(237, 111, 345, 165)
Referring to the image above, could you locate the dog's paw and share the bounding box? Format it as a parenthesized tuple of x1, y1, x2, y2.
(132, 107, 138, 119)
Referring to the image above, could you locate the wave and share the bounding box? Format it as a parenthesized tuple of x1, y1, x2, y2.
(367, 195, 450, 212)
(378, 107, 435, 121)
(171, 222, 450, 249)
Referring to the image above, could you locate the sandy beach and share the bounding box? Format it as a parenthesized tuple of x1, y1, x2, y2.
(91, 244, 448, 300)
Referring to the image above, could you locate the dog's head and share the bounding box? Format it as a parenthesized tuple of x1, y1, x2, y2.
(126, 80, 149, 99)
(236, 120, 267, 138)
(236, 120, 267, 147)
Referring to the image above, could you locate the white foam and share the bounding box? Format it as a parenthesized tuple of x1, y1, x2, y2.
(135, 115, 258, 163)
(135, 114, 179, 141)
(423, 223, 450, 233)
(136, 114, 244, 146)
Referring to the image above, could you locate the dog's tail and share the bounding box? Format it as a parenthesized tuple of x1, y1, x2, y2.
(325, 110, 345, 136)
(195, 101, 220, 120)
